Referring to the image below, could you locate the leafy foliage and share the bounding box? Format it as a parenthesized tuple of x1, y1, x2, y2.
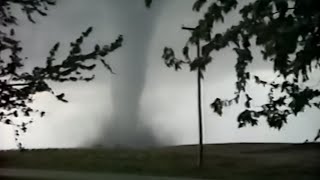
(0, 0, 123, 149)
(145, 0, 153, 8)
(161, 0, 320, 130)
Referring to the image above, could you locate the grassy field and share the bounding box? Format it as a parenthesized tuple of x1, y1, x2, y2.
(0, 177, 46, 180)
(1, 143, 320, 179)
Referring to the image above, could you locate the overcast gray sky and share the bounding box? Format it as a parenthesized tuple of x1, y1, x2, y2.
(1, 0, 320, 149)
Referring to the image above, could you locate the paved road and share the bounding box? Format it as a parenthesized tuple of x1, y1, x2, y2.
(0, 168, 210, 180)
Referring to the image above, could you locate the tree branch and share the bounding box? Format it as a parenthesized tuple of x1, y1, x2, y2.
(272, 7, 295, 15)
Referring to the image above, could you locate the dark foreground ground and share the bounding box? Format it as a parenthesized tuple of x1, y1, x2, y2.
(0, 143, 319, 180)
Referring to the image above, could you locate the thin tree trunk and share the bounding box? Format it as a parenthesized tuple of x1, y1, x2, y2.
(181, 26, 204, 168)
(196, 40, 204, 168)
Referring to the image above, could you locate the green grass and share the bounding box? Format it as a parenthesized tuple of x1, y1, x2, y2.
(1, 143, 320, 179)
(0, 177, 51, 180)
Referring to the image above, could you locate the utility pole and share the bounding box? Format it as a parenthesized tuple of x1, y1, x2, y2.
(182, 26, 204, 168)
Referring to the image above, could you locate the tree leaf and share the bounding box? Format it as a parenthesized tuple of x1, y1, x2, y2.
(145, 0, 152, 8)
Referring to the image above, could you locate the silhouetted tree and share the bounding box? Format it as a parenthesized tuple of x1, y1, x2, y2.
(148, 0, 320, 166)
(154, 0, 320, 130)
(0, 0, 123, 149)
